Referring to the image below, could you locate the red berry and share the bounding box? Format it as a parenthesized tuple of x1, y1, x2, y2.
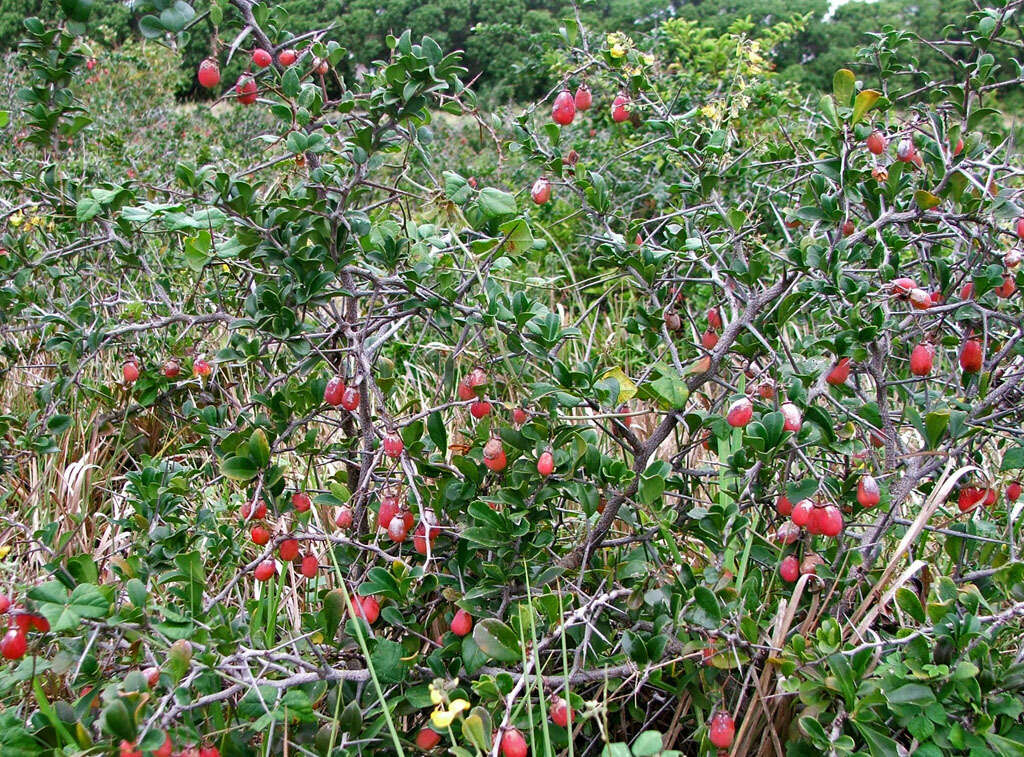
(383, 432, 404, 458)
(573, 84, 592, 111)
(953, 137, 964, 155)
(31, 614, 49, 633)
(235, 76, 257, 105)
(154, 733, 173, 757)
(726, 397, 753, 427)
(896, 138, 917, 163)
(0, 595, 10, 614)
(123, 360, 140, 384)
(341, 385, 360, 411)
(119, 741, 142, 757)
(499, 728, 528, 757)
(250, 525, 270, 545)
(857, 475, 881, 508)
(819, 505, 843, 537)
(457, 380, 475, 401)
(278, 539, 299, 561)
(162, 360, 180, 378)
(774, 522, 800, 545)
(324, 377, 345, 406)
(960, 282, 975, 299)
(300, 554, 318, 578)
(451, 608, 473, 637)
(958, 487, 985, 513)
(292, 492, 312, 512)
(707, 307, 722, 331)
(826, 357, 851, 386)
(413, 521, 439, 554)
(781, 402, 802, 433)
(1017, 217, 1024, 240)
(254, 560, 276, 581)
(278, 48, 297, 66)
(537, 450, 555, 476)
(241, 500, 267, 521)
(775, 495, 793, 517)
(908, 288, 932, 310)
(552, 90, 576, 125)
(910, 343, 934, 376)
(995, 274, 1017, 298)
(143, 666, 160, 688)
(357, 595, 380, 624)
(984, 488, 998, 507)
(701, 329, 718, 349)
(470, 399, 492, 419)
(611, 94, 630, 123)
(709, 711, 735, 749)
(483, 438, 506, 472)
(791, 499, 814, 528)
(891, 277, 917, 298)
(388, 517, 409, 542)
(252, 48, 272, 68)
(531, 178, 551, 205)
(0, 629, 26, 660)
(1008, 482, 1022, 502)
(335, 506, 353, 529)
(550, 696, 572, 727)
(378, 496, 400, 530)
(842, 221, 855, 237)
(512, 407, 529, 425)
(780, 555, 799, 582)
(193, 359, 211, 377)
(197, 58, 220, 88)
(415, 727, 442, 750)
(866, 131, 887, 155)
(959, 338, 983, 373)
(199, 747, 220, 757)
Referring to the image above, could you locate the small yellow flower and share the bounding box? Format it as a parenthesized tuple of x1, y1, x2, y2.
(430, 698, 469, 729)
(610, 44, 626, 58)
(429, 683, 444, 705)
(9, 212, 23, 228)
(642, 54, 655, 66)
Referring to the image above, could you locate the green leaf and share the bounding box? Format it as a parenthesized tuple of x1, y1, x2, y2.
(1002, 446, 1024, 471)
(894, 587, 925, 623)
(478, 187, 517, 219)
(632, 731, 664, 756)
(99, 698, 135, 741)
(687, 586, 720, 629)
(852, 721, 900, 757)
(472, 618, 521, 663)
(851, 89, 881, 124)
(427, 410, 447, 454)
(248, 429, 271, 468)
(833, 68, 855, 106)
(786, 479, 819, 502)
(914, 190, 942, 210)
(29, 581, 109, 631)
(924, 411, 949, 449)
(642, 374, 689, 410)
(323, 588, 346, 640)
(0, 111, 9, 129)
(885, 683, 935, 707)
(462, 708, 491, 751)
(76, 196, 102, 222)
(369, 639, 407, 683)
(220, 456, 258, 481)
(137, 14, 165, 38)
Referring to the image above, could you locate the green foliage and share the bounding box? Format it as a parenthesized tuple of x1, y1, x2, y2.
(1, 1, 1024, 756)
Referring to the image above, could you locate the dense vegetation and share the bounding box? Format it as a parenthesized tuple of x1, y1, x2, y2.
(0, 0, 1012, 100)
(2, 0, 1024, 756)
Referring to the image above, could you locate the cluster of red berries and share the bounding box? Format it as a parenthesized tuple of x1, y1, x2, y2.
(775, 495, 843, 538)
(0, 594, 48, 660)
(121, 357, 211, 385)
(246, 493, 318, 581)
(324, 376, 360, 410)
(197, 47, 323, 105)
(957, 481, 1019, 513)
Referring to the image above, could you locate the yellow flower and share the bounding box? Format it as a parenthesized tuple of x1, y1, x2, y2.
(606, 32, 630, 58)
(429, 682, 444, 705)
(9, 212, 23, 228)
(610, 44, 626, 58)
(430, 698, 470, 729)
(642, 54, 655, 66)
